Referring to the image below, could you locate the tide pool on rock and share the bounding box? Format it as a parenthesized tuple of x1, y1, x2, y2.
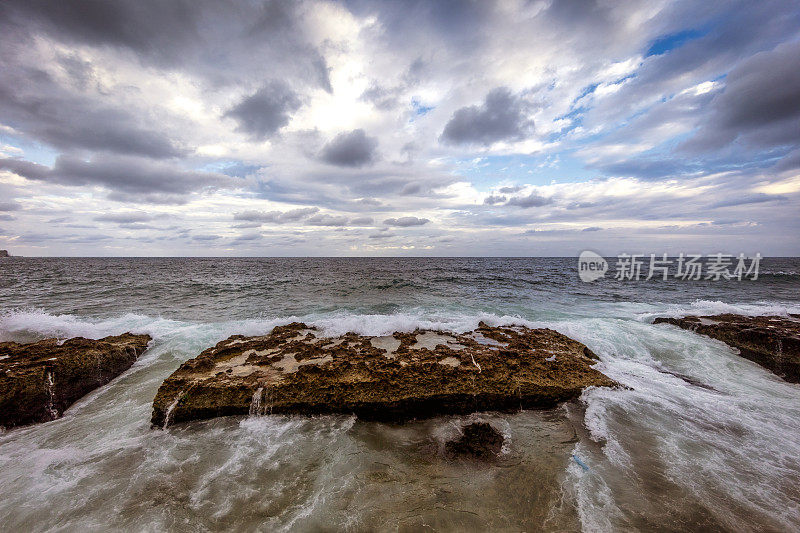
(152, 322, 615, 427)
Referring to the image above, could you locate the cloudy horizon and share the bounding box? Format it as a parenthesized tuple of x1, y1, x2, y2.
(0, 0, 798, 257)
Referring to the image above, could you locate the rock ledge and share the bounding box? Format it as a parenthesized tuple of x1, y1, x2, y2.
(152, 322, 614, 427)
(654, 314, 800, 382)
(0, 333, 152, 428)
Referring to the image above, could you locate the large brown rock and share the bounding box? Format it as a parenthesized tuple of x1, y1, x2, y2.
(654, 314, 800, 382)
(0, 333, 151, 428)
(152, 322, 615, 428)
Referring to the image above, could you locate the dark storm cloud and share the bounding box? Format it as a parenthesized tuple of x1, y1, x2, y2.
(440, 88, 534, 146)
(232, 232, 263, 243)
(383, 216, 429, 227)
(0, 0, 202, 65)
(272, 167, 458, 208)
(360, 84, 404, 111)
(0, 0, 334, 161)
(711, 193, 787, 208)
(685, 40, 800, 152)
(306, 214, 349, 226)
(776, 149, 800, 171)
(95, 212, 154, 224)
(543, 0, 618, 34)
(0, 159, 51, 181)
(0, 155, 235, 203)
(15, 231, 113, 245)
(320, 129, 378, 167)
(399, 183, 422, 196)
(225, 81, 302, 139)
(596, 158, 701, 180)
(0, 0, 332, 91)
(233, 207, 319, 224)
(356, 198, 382, 206)
(483, 195, 506, 205)
(346, 0, 491, 54)
(506, 193, 551, 208)
(0, 66, 184, 158)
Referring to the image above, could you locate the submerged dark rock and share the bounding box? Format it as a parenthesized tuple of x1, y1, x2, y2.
(152, 322, 616, 427)
(654, 314, 800, 383)
(0, 333, 151, 428)
(445, 422, 505, 459)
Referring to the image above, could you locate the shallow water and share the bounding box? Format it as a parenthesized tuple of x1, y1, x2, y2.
(1, 257, 799, 531)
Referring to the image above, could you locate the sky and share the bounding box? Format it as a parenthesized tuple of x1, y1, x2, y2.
(0, 0, 798, 257)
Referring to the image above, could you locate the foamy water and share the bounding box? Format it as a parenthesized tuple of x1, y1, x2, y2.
(1, 257, 799, 531)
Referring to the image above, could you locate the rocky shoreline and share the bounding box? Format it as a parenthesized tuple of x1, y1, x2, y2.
(5, 314, 795, 433)
(654, 314, 800, 383)
(152, 322, 616, 427)
(0, 333, 151, 428)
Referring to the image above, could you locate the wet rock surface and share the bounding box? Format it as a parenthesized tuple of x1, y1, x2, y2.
(152, 322, 615, 427)
(654, 314, 800, 383)
(0, 333, 151, 428)
(445, 422, 505, 459)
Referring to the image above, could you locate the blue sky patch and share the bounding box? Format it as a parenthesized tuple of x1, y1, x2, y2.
(646, 28, 709, 57)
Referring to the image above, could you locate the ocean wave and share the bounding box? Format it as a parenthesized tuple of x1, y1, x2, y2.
(0, 307, 541, 344)
(2, 299, 798, 344)
(0, 308, 167, 342)
(634, 299, 800, 322)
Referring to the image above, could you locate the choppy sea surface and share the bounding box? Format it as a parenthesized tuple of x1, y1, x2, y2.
(1, 257, 799, 532)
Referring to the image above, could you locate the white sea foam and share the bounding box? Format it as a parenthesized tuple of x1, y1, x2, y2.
(557, 313, 800, 531)
(635, 299, 800, 322)
(3, 298, 795, 345)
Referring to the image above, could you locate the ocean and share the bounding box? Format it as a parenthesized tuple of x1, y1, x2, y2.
(1, 257, 799, 531)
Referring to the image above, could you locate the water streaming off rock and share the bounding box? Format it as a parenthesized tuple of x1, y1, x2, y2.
(45, 371, 58, 420)
(162, 391, 183, 430)
(1, 257, 799, 531)
(249, 387, 264, 417)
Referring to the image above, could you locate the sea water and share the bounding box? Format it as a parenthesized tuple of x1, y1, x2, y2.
(1, 257, 799, 531)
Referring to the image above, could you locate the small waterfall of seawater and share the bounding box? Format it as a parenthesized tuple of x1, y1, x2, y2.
(162, 391, 183, 429)
(45, 371, 58, 420)
(249, 387, 264, 416)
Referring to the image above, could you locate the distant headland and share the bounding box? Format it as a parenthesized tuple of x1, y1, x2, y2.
(0, 250, 9, 257)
